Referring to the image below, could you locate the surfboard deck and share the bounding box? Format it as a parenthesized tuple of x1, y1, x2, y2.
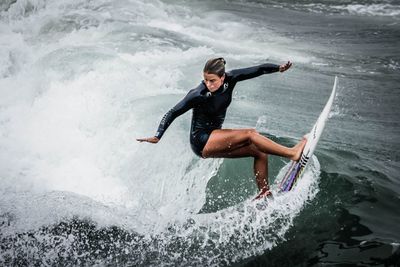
(278, 76, 338, 192)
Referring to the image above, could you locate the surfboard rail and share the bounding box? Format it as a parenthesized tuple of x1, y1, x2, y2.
(279, 76, 338, 192)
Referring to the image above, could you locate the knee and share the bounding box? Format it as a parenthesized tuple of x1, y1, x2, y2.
(256, 151, 268, 162)
(246, 128, 258, 141)
(248, 144, 267, 160)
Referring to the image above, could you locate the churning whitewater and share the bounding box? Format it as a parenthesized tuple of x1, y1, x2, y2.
(2, 0, 400, 266)
(0, 0, 321, 265)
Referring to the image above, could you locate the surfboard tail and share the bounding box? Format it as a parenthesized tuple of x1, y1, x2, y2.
(279, 161, 300, 192)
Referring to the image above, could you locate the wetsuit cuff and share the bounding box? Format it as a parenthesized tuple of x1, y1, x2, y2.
(155, 132, 162, 139)
(261, 63, 280, 74)
(272, 64, 280, 72)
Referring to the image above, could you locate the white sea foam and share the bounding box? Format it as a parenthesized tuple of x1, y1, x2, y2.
(385, 59, 400, 70)
(338, 4, 400, 17)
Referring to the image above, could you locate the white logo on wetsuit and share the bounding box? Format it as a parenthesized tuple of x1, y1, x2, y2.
(206, 83, 228, 97)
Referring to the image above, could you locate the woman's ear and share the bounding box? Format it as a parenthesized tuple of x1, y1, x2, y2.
(221, 74, 226, 83)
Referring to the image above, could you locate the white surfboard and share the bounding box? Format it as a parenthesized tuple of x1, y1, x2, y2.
(279, 76, 337, 192)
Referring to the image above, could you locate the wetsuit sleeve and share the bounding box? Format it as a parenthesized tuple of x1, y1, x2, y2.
(154, 89, 199, 139)
(229, 63, 280, 82)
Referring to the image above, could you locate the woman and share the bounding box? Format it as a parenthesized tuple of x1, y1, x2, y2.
(137, 58, 306, 200)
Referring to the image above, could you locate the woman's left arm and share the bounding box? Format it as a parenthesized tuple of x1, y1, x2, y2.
(229, 61, 292, 82)
(279, 61, 292, 72)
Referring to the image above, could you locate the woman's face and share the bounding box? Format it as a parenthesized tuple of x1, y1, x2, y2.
(203, 72, 225, 92)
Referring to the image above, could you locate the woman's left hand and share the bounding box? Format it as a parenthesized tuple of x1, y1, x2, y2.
(279, 61, 292, 72)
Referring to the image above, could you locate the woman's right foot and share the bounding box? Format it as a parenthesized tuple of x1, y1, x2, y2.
(290, 136, 307, 161)
(253, 186, 272, 201)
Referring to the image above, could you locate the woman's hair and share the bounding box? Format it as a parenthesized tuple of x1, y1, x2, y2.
(203, 57, 226, 77)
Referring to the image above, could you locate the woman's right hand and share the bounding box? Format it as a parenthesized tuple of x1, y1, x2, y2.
(136, 137, 160, 144)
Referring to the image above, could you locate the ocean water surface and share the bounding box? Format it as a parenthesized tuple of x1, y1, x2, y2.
(0, 0, 399, 266)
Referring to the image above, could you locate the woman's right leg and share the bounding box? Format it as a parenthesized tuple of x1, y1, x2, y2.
(202, 129, 306, 200)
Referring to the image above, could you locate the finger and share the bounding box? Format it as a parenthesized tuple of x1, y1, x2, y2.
(284, 62, 292, 71)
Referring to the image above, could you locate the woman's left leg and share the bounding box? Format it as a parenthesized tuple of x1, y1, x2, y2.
(204, 142, 269, 190)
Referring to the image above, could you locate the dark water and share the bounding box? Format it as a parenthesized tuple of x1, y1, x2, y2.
(1, 0, 400, 266)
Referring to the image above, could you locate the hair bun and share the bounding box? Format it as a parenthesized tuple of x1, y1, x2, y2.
(203, 57, 226, 77)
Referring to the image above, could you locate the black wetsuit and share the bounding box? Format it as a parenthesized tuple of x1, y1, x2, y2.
(155, 63, 280, 157)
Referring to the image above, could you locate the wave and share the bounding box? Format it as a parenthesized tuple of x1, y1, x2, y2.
(299, 3, 400, 17)
(0, 158, 321, 265)
(233, 0, 400, 18)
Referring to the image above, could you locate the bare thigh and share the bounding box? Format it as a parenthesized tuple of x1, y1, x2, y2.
(202, 128, 257, 158)
(204, 143, 264, 159)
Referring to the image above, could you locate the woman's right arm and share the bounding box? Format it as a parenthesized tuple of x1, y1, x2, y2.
(136, 87, 200, 144)
(136, 136, 160, 143)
